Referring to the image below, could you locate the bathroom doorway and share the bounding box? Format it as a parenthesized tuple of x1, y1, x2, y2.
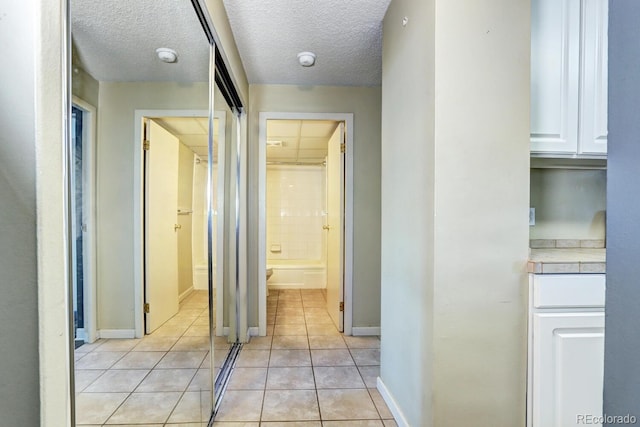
(258, 113, 354, 336)
(135, 110, 225, 338)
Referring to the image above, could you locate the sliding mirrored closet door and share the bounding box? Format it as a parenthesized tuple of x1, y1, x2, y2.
(67, 0, 233, 424)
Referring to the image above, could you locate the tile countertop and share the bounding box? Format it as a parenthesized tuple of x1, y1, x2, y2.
(528, 247, 606, 274)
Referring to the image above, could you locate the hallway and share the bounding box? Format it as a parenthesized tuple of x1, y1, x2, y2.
(215, 289, 394, 425)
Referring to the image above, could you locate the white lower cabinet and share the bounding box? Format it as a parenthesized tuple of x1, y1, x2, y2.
(528, 274, 606, 427)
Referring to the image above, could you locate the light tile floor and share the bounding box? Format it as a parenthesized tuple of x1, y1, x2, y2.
(214, 289, 397, 427)
(74, 290, 220, 426)
(74, 289, 395, 427)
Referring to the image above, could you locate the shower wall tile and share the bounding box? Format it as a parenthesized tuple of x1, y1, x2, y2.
(267, 166, 325, 261)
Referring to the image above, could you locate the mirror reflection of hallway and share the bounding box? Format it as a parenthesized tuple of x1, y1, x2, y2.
(69, 0, 217, 424)
(74, 114, 216, 425)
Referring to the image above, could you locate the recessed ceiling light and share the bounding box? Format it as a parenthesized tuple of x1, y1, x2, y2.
(156, 48, 178, 63)
(297, 51, 316, 67)
(267, 140, 283, 147)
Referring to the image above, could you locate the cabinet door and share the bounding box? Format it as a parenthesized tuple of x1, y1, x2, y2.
(531, 0, 580, 154)
(532, 312, 604, 427)
(579, 0, 608, 155)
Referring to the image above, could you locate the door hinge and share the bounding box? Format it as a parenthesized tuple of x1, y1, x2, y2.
(340, 143, 346, 153)
(144, 303, 150, 313)
(339, 302, 344, 312)
(143, 140, 150, 151)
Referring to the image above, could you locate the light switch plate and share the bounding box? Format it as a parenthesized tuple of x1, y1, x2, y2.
(529, 208, 535, 226)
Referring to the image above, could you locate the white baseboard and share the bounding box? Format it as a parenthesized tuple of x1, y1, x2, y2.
(248, 327, 260, 336)
(351, 326, 380, 336)
(98, 329, 136, 339)
(75, 328, 87, 342)
(179, 286, 194, 302)
(377, 377, 410, 427)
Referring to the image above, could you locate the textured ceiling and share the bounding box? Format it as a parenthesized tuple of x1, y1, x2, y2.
(266, 120, 339, 164)
(222, 0, 392, 86)
(71, 0, 209, 82)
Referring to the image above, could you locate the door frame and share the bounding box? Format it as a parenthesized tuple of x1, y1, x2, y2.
(257, 112, 354, 336)
(133, 109, 221, 338)
(71, 96, 98, 343)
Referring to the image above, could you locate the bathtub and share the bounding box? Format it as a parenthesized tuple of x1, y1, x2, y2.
(193, 264, 210, 291)
(267, 261, 326, 290)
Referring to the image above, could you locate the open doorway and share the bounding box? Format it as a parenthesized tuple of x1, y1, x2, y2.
(258, 113, 354, 336)
(70, 97, 97, 346)
(138, 112, 224, 337)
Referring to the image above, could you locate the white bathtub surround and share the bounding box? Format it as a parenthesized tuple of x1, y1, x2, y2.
(266, 164, 328, 290)
(266, 165, 326, 261)
(266, 262, 326, 290)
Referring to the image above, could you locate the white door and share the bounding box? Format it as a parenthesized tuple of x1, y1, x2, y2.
(532, 312, 605, 427)
(325, 123, 345, 331)
(145, 119, 180, 333)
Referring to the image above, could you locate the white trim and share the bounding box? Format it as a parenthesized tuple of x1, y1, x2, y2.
(377, 377, 410, 427)
(213, 112, 226, 339)
(71, 96, 98, 344)
(98, 329, 136, 339)
(133, 109, 210, 338)
(75, 328, 87, 343)
(179, 287, 194, 303)
(248, 327, 259, 337)
(258, 112, 354, 337)
(351, 327, 381, 336)
(237, 113, 248, 343)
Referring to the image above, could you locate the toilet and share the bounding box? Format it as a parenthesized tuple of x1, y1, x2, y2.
(266, 268, 273, 297)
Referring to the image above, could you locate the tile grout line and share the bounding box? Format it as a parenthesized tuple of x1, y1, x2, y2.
(79, 292, 209, 425)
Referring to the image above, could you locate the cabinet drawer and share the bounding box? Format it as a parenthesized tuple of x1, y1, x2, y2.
(533, 274, 606, 308)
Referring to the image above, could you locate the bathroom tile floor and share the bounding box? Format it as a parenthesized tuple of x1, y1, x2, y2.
(73, 289, 394, 427)
(214, 288, 396, 427)
(74, 290, 221, 426)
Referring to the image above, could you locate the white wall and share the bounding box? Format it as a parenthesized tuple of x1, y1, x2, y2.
(248, 85, 382, 328)
(192, 159, 209, 267)
(178, 142, 195, 295)
(530, 168, 606, 240)
(96, 82, 208, 329)
(267, 165, 326, 262)
(381, 0, 530, 425)
(1, 1, 41, 424)
(380, 1, 436, 423)
(33, 0, 73, 424)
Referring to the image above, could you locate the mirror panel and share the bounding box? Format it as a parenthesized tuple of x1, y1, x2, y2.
(69, 0, 220, 424)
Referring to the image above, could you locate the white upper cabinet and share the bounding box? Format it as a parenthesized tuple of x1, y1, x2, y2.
(579, 0, 608, 155)
(531, 0, 608, 157)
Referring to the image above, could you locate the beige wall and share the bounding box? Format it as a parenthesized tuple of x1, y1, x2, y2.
(530, 168, 606, 240)
(248, 85, 382, 328)
(96, 82, 208, 329)
(177, 143, 195, 295)
(34, 0, 73, 425)
(380, 0, 436, 423)
(204, 0, 249, 104)
(72, 68, 99, 108)
(381, 0, 530, 425)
